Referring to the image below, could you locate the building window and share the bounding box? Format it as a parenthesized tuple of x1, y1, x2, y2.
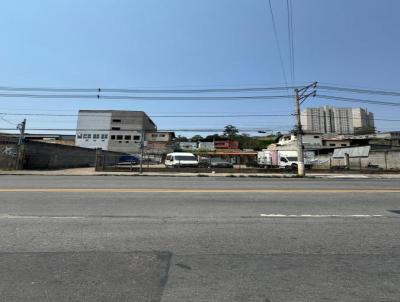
(77, 134, 82, 139)
(124, 135, 131, 140)
(112, 119, 121, 123)
(314, 136, 320, 138)
(117, 135, 123, 140)
(330, 144, 335, 147)
(101, 134, 108, 139)
(134, 135, 140, 140)
(83, 134, 91, 139)
(341, 144, 347, 147)
(111, 135, 116, 140)
(93, 134, 100, 139)
(152, 134, 157, 138)
(112, 127, 120, 130)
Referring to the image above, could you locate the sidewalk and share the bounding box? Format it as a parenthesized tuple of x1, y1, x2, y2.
(1, 167, 400, 179)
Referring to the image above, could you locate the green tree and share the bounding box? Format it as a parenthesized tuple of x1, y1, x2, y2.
(175, 135, 188, 142)
(204, 134, 223, 141)
(223, 125, 239, 138)
(235, 134, 276, 151)
(191, 135, 204, 142)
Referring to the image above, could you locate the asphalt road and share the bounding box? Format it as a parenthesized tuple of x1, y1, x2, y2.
(0, 175, 399, 301)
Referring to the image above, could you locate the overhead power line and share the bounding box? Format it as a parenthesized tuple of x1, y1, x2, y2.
(99, 95, 292, 101)
(318, 85, 400, 97)
(318, 95, 400, 107)
(0, 93, 292, 101)
(0, 85, 294, 94)
(0, 111, 399, 123)
(0, 127, 275, 133)
(267, 0, 289, 88)
(0, 115, 18, 126)
(286, 0, 295, 84)
(0, 112, 289, 118)
(1, 84, 400, 96)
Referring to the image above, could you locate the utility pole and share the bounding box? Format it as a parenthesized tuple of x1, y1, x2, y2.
(139, 129, 145, 174)
(15, 119, 26, 170)
(293, 83, 317, 177)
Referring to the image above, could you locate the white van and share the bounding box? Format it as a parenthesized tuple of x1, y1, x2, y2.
(165, 152, 199, 168)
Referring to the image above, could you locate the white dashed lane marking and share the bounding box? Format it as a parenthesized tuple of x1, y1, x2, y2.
(260, 214, 385, 218)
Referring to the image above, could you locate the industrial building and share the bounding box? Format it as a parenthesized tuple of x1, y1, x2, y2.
(145, 131, 176, 154)
(75, 110, 158, 153)
(301, 106, 375, 134)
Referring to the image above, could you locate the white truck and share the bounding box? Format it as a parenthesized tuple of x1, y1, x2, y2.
(257, 150, 315, 169)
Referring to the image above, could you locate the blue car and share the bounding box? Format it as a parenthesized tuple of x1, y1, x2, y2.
(118, 155, 139, 165)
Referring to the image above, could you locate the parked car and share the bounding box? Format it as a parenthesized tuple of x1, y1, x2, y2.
(198, 157, 210, 168)
(164, 152, 199, 168)
(141, 157, 162, 165)
(117, 155, 139, 165)
(208, 157, 234, 168)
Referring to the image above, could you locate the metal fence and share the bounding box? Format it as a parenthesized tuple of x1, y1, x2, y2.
(96, 152, 165, 172)
(96, 151, 275, 173)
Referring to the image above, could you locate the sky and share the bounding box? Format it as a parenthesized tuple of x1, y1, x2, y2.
(1, 0, 400, 136)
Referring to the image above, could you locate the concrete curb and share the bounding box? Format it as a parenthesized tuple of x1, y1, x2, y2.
(1, 170, 400, 179)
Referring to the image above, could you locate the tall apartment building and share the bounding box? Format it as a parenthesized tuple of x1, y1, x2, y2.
(352, 108, 375, 132)
(301, 106, 375, 135)
(300, 107, 326, 133)
(332, 107, 354, 134)
(75, 110, 157, 153)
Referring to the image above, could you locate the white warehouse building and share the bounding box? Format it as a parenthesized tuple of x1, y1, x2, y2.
(75, 110, 157, 153)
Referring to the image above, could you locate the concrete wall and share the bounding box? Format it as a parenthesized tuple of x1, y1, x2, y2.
(23, 141, 125, 170)
(0, 142, 17, 170)
(303, 134, 323, 146)
(110, 111, 156, 132)
(77, 111, 112, 131)
(108, 131, 142, 153)
(312, 150, 400, 170)
(362, 151, 400, 170)
(198, 142, 215, 151)
(108, 111, 156, 153)
(146, 142, 175, 154)
(76, 111, 111, 150)
(323, 140, 351, 147)
(24, 141, 96, 169)
(179, 142, 198, 151)
(277, 134, 323, 147)
(145, 132, 173, 142)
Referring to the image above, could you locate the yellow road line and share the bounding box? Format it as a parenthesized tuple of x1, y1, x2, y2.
(0, 188, 399, 193)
